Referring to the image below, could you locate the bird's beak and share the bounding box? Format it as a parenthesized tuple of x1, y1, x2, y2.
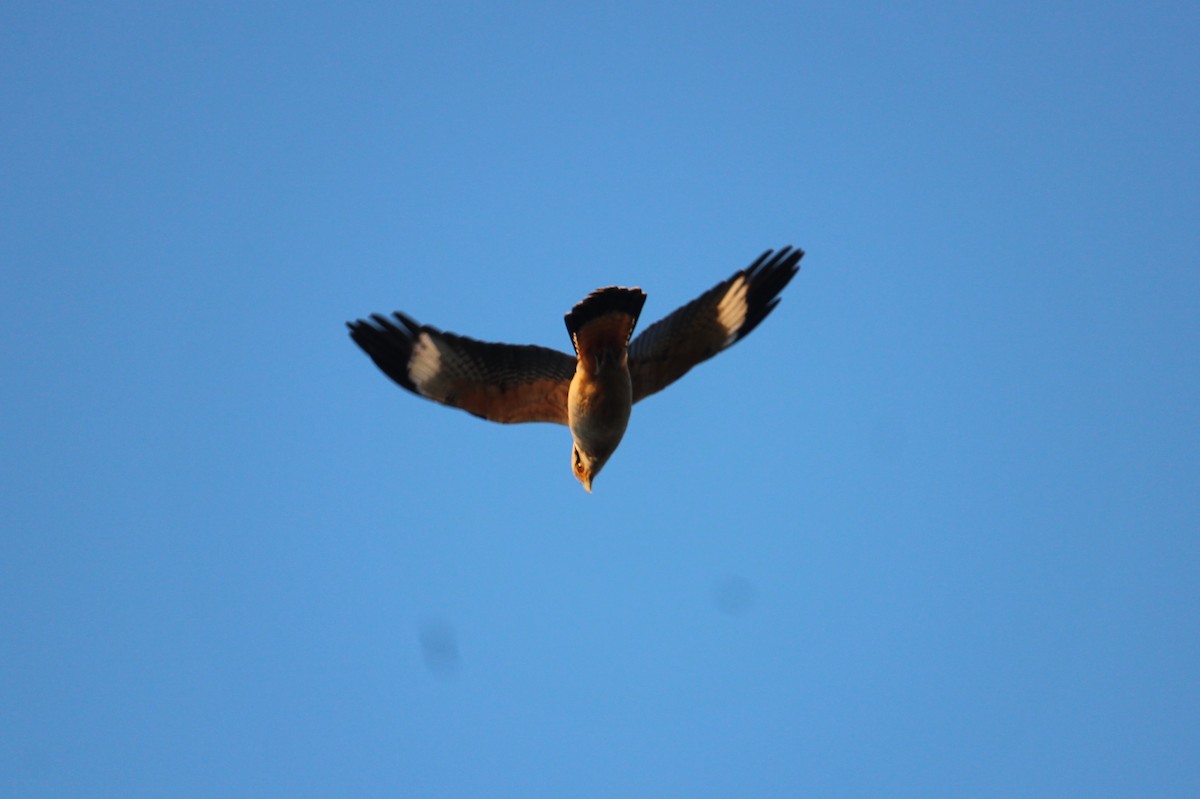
(583, 476, 593, 493)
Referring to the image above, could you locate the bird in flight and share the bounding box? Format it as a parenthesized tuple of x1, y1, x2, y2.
(348, 246, 804, 492)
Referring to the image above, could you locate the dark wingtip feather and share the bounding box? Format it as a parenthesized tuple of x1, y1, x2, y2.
(347, 312, 419, 393)
(734, 246, 804, 341)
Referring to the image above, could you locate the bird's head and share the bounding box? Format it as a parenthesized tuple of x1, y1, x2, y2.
(571, 444, 609, 493)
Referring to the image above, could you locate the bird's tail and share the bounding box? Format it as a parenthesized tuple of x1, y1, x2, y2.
(564, 286, 647, 359)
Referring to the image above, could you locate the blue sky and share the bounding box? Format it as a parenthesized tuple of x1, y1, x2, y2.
(2, 2, 1197, 796)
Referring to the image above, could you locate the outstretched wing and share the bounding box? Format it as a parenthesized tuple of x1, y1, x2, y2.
(628, 247, 804, 403)
(347, 312, 577, 424)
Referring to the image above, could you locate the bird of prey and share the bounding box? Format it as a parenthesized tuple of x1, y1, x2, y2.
(348, 246, 804, 492)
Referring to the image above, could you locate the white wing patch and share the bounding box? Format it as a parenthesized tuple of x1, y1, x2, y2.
(715, 274, 749, 344)
(408, 331, 445, 395)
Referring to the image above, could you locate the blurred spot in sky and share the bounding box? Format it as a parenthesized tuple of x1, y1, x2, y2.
(418, 619, 460, 676)
(712, 575, 756, 616)
(869, 413, 907, 460)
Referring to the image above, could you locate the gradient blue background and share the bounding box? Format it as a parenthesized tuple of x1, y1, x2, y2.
(3, 3, 1197, 796)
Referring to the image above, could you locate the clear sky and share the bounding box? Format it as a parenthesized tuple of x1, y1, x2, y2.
(3, 2, 1197, 797)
